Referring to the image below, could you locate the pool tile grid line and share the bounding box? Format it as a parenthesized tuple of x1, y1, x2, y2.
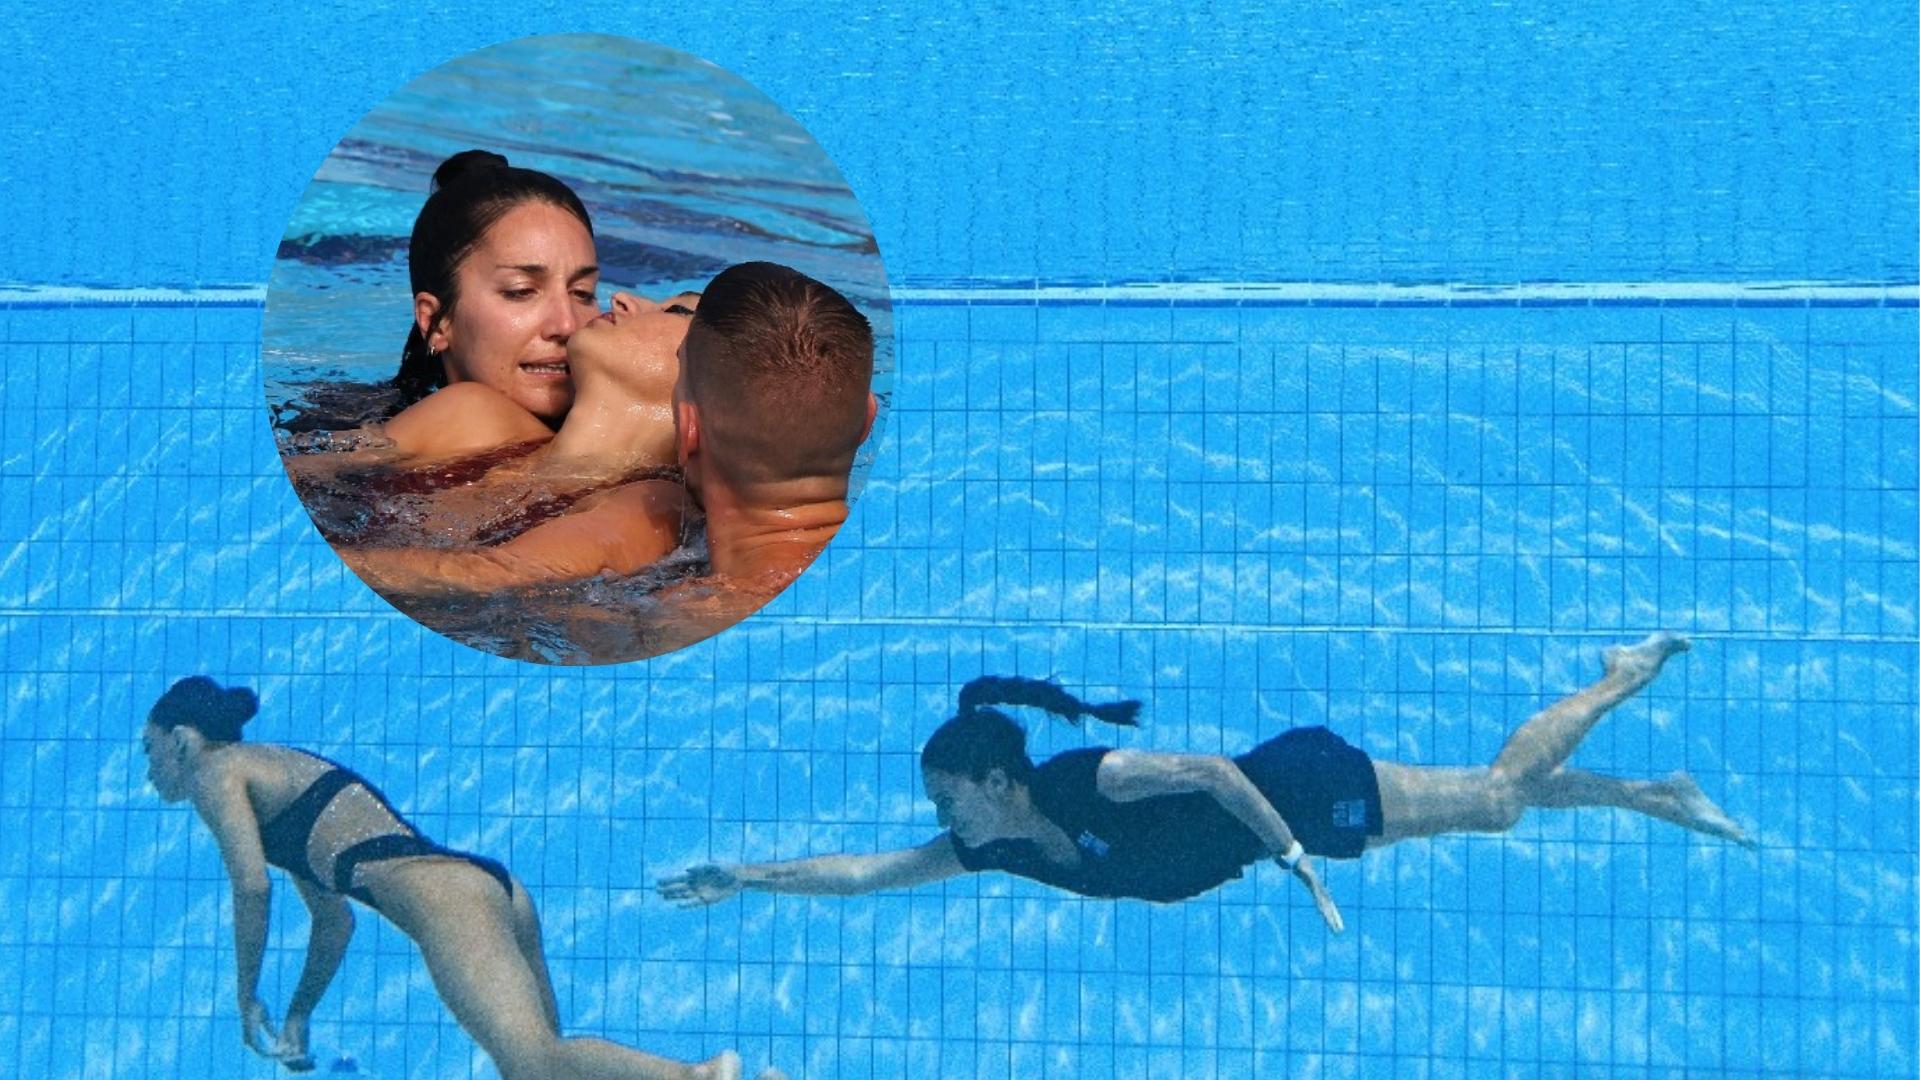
(5, 280, 1920, 309)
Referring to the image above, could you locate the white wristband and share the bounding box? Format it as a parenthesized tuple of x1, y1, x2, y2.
(1276, 840, 1305, 871)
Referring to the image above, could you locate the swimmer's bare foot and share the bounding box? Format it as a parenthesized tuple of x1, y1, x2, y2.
(755, 1069, 789, 1080)
(694, 1050, 741, 1080)
(1603, 632, 1690, 685)
(1657, 771, 1754, 847)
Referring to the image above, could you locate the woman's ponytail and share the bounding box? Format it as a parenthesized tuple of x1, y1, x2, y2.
(923, 676, 1141, 785)
(955, 675, 1141, 728)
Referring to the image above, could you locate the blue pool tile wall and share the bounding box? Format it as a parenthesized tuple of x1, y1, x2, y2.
(5, 1, 1919, 1077)
(1, 297, 1914, 1078)
(2, 4, 1916, 289)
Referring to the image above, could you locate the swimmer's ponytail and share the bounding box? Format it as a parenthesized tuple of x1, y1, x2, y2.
(148, 676, 257, 743)
(956, 675, 1141, 728)
(394, 327, 445, 404)
(923, 677, 1141, 785)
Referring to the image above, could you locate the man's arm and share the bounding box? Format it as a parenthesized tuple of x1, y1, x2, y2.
(345, 480, 683, 593)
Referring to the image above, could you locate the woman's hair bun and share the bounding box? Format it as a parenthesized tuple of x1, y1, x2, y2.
(150, 676, 258, 742)
(431, 149, 512, 192)
(218, 686, 260, 733)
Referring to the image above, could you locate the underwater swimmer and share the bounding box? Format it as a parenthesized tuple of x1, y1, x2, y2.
(662, 635, 1751, 930)
(143, 676, 782, 1080)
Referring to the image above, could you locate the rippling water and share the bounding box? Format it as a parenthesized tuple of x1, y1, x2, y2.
(264, 35, 892, 395)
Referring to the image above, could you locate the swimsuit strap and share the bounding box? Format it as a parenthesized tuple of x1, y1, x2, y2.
(332, 834, 516, 907)
(308, 440, 553, 549)
(469, 463, 682, 547)
(364, 438, 549, 498)
(332, 834, 439, 895)
(257, 767, 358, 885)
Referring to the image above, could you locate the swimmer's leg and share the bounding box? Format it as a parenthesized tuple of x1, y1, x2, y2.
(506, 880, 563, 1033)
(1368, 761, 1752, 848)
(1488, 632, 1690, 786)
(1370, 632, 1698, 848)
(373, 861, 742, 1080)
(1531, 767, 1754, 846)
(1369, 763, 1518, 846)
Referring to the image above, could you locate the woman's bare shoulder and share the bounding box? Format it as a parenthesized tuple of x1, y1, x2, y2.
(214, 743, 325, 807)
(588, 476, 688, 519)
(384, 383, 552, 459)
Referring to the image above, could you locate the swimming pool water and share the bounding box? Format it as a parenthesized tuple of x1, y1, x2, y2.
(3, 4, 1918, 1079)
(265, 34, 892, 389)
(4, 297, 1911, 1078)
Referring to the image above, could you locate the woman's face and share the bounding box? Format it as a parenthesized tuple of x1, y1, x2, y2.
(566, 290, 700, 402)
(923, 767, 1014, 847)
(141, 722, 191, 803)
(420, 200, 600, 424)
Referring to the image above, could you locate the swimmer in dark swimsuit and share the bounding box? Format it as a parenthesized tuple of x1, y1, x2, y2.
(143, 677, 779, 1080)
(661, 634, 1752, 933)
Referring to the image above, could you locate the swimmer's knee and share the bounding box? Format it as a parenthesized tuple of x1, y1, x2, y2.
(1478, 780, 1525, 833)
(492, 1033, 568, 1080)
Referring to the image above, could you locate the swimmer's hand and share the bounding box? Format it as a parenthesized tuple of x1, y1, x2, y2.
(1288, 857, 1345, 934)
(658, 864, 745, 907)
(241, 996, 281, 1058)
(273, 1011, 316, 1072)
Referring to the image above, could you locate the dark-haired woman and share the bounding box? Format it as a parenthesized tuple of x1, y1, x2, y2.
(381, 149, 603, 460)
(143, 677, 777, 1080)
(660, 634, 1752, 931)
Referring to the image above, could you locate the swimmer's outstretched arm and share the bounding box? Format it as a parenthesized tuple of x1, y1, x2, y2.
(345, 480, 683, 593)
(659, 836, 966, 906)
(1098, 750, 1346, 933)
(190, 769, 282, 1057)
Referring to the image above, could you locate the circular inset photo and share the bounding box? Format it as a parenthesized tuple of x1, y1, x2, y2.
(265, 34, 891, 665)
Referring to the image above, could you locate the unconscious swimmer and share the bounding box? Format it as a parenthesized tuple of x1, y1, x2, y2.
(330, 285, 699, 593)
(661, 634, 1752, 929)
(283, 146, 693, 590)
(142, 677, 783, 1080)
(325, 261, 878, 661)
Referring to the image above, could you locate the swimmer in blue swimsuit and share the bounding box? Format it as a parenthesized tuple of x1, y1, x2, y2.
(661, 634, 1751, 933)
(143, 677, 778, 1080)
